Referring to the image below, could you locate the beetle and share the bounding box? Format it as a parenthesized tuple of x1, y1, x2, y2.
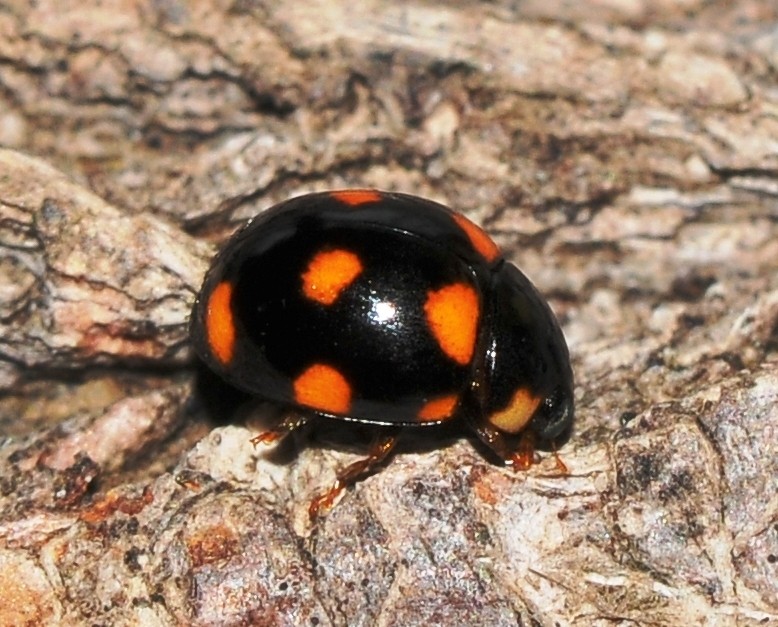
(190, 189, 574, 515)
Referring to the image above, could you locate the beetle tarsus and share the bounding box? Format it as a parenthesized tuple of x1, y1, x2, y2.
(309, 432, 399, 519)
(308, 481, 344, 519)
(250, 414, 310, 447)
(552, 444, 569, 475)
(509, 431, 537, 470)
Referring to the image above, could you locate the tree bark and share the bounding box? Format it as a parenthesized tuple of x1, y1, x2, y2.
(0, 2, 777, 625)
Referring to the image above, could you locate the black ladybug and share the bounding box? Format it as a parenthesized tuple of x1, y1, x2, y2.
(191, 189, 574, 514)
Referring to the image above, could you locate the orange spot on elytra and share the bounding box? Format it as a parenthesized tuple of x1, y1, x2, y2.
(205, 281, 236, 365)
(418, 394, 458, 421)
(331, 189, 382, 206)
(294, 363, 352, 414)
(424, 282, 479, 365)
(451, 213, 501, 263)
(488, 387, 542, 434)
(302, 249, 363, 305)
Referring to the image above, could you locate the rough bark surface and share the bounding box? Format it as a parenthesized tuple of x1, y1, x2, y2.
(1, 2, 777, 626)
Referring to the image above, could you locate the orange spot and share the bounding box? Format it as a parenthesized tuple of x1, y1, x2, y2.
(331, 189, 382, 206)
(302, 249, 363, 305)
(424, 282, 479, 365)
(488, 387, 542, 434)
(451, 213, 501, 263)
(294, 363, 352, 414)
(205, 281, 236, 365)
(418, 394, 458, 421)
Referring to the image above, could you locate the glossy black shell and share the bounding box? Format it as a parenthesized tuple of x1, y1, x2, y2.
(191, 190, 574, 446)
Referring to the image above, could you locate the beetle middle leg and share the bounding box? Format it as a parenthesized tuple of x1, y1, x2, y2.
(309, 429, 400, 519)
(250, 413, 311, 446)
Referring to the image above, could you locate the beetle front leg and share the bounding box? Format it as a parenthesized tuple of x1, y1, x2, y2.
(471, 421, 538, 469)
(472, 422, 569, 473)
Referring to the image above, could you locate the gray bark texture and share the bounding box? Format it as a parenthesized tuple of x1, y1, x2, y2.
(1, 2, 777, 626)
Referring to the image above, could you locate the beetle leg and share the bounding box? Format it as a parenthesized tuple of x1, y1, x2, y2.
(309, 431, 399, 519)
(473, 422, 570, 473)
(471, 421, 538, 469)
(511, 431, 537, 469)
(250, 413, 310, 447)
(551, 441, 569, 474)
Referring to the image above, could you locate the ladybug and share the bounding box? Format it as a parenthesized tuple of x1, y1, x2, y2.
(191, 189, 574, 515)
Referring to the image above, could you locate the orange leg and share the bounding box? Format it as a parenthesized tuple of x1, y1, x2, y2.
(551, 443, 569, 475)
(250, 414, 310, 447)
(510, 432, 569, 474)
(308, 432, 399, 519)
(473, 422, 567, 472)
(509, 431, 537, 470)
(472, 421, 531, 467)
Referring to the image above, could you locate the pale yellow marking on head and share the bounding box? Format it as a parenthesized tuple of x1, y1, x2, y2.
(488, 388, 542, 434)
